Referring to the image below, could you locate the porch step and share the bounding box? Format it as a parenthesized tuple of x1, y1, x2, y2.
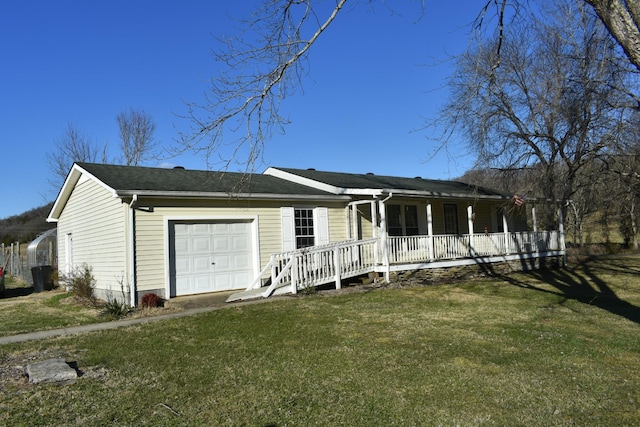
(226, 285, 292, 303)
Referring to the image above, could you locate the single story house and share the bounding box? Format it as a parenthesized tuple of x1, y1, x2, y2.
(47, 163, 565, 305)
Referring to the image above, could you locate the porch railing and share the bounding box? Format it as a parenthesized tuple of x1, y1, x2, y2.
(387, 231, 561, 264)
(247, 238, 378, 297)
(240, 231, 562, 298)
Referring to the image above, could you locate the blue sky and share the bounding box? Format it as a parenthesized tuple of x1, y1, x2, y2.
(0, 0, 481, 219)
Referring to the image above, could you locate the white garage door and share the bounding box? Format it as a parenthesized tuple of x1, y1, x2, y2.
(172, 221, 254, 296)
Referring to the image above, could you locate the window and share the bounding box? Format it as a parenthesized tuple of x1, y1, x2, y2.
(386, 204, 419, 236)
(386, 204, 403, 236)
(443, 204, 459, 234)
(405, 205, 419, 236)
(295, 208, 315, 248)
(496, 207, 504, 232)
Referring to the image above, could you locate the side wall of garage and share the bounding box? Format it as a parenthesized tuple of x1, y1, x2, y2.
(56, 175, 128, 302)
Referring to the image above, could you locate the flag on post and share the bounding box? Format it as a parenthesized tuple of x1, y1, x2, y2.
(513, 195, 524, 207)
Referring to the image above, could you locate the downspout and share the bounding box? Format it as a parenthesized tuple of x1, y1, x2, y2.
(128, 195, 138, 307)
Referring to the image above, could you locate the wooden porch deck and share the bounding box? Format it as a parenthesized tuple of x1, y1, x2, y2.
(227, 231, 565, 302)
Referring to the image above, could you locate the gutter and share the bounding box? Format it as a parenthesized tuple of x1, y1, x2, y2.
(128, 195, 138, 307)
(114, 190, 351, 201)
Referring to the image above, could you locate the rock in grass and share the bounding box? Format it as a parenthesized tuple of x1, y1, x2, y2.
(26, 358, 77, 384)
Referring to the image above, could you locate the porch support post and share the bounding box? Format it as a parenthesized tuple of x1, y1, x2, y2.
(426, 203, 434, 261)
(346, 206, 352, 240)
(379, 197, 391, 283)
(352, 205, 358, 240)
(531, 206, 538, 233)
(558, 205, 567, 266)
(467, 205, 474, 254)
(371, 200, 378, 239)
(291, 255, 298, 295)
(503, 208, 510, 255)
(334, 247, 342, 289)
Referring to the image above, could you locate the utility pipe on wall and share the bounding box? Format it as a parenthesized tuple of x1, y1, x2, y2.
(128, 195, 138, 307)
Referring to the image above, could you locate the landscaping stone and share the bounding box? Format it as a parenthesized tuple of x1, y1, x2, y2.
(26, 358, 77, 384)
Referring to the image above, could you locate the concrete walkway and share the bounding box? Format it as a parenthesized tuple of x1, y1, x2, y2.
(0, 291, 277, 345)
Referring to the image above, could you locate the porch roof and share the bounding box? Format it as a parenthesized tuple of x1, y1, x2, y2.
(265, 167, 510, 200)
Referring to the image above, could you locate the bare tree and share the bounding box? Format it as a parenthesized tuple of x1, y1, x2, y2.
(437, 0, 637, 243)
(486, 0, 640, 71)
(177, 0, 640, 174)
(46, 122, 105, 190)
(584, 0, 640, 71)
(178, 0, 348, 171)
(599, 109, 640, 248)
(117, 108, 157, 166)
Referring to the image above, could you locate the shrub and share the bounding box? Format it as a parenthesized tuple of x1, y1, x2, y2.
(61, 263, 97, 305)
(101, 297, 130, 318)
(299, 284, 317, 296)
(140, 293, 163, 308)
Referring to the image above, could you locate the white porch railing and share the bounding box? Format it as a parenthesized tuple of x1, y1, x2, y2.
(246, 238, 378, 297)
(388, 231, 561, 264)
(231, 231, 562, 301)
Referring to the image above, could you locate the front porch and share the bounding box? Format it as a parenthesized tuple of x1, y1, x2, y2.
(227, 229, 565, 302)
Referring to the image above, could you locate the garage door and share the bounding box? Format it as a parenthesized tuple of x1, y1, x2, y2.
(172, 221, 254, 296)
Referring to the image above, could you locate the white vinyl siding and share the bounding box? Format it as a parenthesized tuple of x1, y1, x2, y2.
(56, 177, 127, 299)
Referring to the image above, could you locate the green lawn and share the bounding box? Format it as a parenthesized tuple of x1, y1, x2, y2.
(1, 254, 640, 426)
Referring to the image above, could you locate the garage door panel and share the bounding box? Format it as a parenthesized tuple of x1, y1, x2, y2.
(212, 222, 230, 233)
(233, 222, 249, 232)
(192, 255, 212, 272)
(172, 221, 254, 296)
(192, 237, 211, 253)
(175, 237, 189, 252)
(191, 223, 210, 234)
(232, 254, 250, 269)
(194, 275, 213, 291)
(212, 254, 230, 269)
(174, 223, 189, 234)
(231, 235, 249, 250)
(175, 257, 190, 274)
(175, 277, 191, 295)
(212, 236, 230, 251)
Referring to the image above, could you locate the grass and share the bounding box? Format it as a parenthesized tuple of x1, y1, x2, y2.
(0, 276, 103, 336)
(1, 254, 640, 425)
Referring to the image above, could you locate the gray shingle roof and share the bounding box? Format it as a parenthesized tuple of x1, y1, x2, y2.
(272, 167, 509, 198)
(75, 163, 342, 198)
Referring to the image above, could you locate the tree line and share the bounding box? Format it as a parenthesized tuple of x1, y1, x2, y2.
(0, 203, 54, 245)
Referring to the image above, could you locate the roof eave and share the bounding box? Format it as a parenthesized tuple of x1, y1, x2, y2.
(376, 188, 509, 200)
(47, 163, 118, 222)
(114, 190, 351, 201)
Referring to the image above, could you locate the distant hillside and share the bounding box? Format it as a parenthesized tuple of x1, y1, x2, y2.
(0, 203, 55, 245)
